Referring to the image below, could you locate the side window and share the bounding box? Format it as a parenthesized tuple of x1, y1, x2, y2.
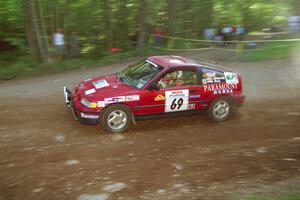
(158, 69, 197, 89)
(201, 68, 226, 85)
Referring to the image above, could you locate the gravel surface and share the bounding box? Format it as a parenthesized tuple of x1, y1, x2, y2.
(0, 50, 299, 200)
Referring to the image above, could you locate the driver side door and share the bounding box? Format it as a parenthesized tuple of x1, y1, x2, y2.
(136, 68, 197, 115)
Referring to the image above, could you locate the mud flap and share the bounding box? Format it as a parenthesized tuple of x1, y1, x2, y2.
(132, 112, 137, 125)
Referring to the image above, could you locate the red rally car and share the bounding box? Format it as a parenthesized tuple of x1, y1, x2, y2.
(64, 55, 245, 133)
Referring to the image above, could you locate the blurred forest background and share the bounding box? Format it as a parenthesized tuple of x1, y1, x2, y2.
(0, 0, 299, 79)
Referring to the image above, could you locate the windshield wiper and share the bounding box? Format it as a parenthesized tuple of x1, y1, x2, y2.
(118, 72, 124, 82)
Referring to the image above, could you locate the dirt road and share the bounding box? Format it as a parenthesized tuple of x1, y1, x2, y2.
(0, 51, 299, 200)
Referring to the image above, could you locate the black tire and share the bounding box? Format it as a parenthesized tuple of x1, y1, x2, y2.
(207, 97, 234, 122)
(100, 104, 132, 133)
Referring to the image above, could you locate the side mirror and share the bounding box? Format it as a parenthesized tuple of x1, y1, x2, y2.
(148, 82, 159, 90)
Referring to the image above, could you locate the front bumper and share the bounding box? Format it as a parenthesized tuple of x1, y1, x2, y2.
(64, 87, 100, 125)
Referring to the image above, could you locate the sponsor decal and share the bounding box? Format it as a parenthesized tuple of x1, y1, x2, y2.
(93, 79, 109, 89)
(204, 72, 216, 78)
(165, 89, 189, 112)
(190, 94, 201, 99)
(80, 113, 99, 119)
(203, 83, 237, 92)
(202, 78, 214, 84)
(85, 88, 96, 95)
(155, 94, 165, 101)
(188, 103, 196, 110)
(203, 76, 226, 84)
(213, 76, 225, 83)
(169, 90, 185, 98)
(224, 72, 239, 84)
(97, 101, 106, 107)
(104, 96, 126, 103)
(103, 95, 140, 104)
(213, 89, 233, 95)
(125, 95, 140, 101)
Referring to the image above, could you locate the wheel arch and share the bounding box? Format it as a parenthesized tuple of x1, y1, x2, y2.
(207, 96, 234, 122)
(100, 103, 136, 125)
(210, 95, 237, 106)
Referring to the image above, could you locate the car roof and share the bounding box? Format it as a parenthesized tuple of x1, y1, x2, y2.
(147, 55, 225, 72)
(147, 55, 199, 68)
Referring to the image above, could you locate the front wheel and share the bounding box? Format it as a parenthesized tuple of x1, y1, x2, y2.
(208, 97, 234, 122)
(101, 104, 132, 133)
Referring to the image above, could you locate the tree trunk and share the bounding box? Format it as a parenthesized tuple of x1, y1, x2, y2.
(24, 0, 39, 61)
(119, 0, 129, 49)
(103, 0, 112, 51)
(38, 0, 49, 59)
(182, 0, 189, 38)
(24, 0, 48, 63)
(167, 0, 176, 36)
(196, 0, 213, 38)
(32, 0, 47, 63)
(50, 1, 56, 37)
(137, 0, 146, 51)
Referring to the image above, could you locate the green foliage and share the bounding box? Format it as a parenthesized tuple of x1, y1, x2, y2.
(0, 54, 43, 80)
(0, 47, 168, 80)
(0, 0, 299, 79)
(0, 0, 294, 51)
(0, 0, 26, 50)
(235, 41, 298, 61)
(246, 193, 300, 200)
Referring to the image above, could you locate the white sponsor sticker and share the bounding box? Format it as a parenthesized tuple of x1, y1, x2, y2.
(165, 89, 189, 112)
(224, 72, 239, 84)
(202, 78, 214, 84)
(104, 96, 126, 103)
(80, 113, 99, 119)
(190, 94, 200, 99)
(125, 95, 140, 101)
(213, 89, 233, 95)
(205, 72, 216, 77)
(97, 101, 106, 107)
(213, 76, 225, 83)
(93, 79, 109, 89)
(203, 83, 237, 92)
(188, 103, 196, 110)
(84, 88, 96, 95)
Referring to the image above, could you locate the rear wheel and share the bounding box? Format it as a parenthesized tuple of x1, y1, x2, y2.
(208, 97, 234, 122)
(101, 104, 132, 133)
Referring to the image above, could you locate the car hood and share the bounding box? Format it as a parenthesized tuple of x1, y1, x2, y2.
(74, 73, 138, 101)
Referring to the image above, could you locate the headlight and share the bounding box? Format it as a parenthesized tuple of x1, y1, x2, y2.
(80, 98, 97, 108)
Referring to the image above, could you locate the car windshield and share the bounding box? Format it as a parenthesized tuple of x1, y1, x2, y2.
(118, 60, 163, 89)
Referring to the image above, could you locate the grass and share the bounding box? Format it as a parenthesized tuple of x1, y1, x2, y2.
(234, 41, 299, 61)
(247, 193, 300, 200)
(1, 34, 299, 80)
(0, 47, 171, 81)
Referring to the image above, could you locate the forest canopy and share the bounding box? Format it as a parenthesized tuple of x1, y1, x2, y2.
(0, 0, 298, 63)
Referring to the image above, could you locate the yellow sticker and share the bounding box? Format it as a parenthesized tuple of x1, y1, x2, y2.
(155, 94, 165, 101)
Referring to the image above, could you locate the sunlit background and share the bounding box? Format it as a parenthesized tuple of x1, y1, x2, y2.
(0, 0, 299, 80)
